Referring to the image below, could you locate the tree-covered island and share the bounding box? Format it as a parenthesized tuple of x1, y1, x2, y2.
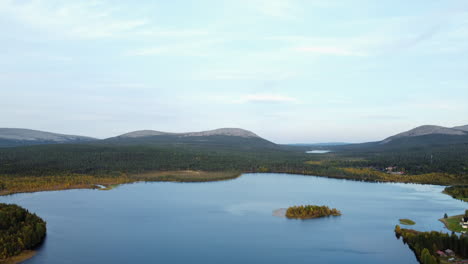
(0, 203, 47, 263)
(285, 205, 341, 219)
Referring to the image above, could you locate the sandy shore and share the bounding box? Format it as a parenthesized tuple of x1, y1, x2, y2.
(272, 208, 287, 217)
(0, 250, 36, 264)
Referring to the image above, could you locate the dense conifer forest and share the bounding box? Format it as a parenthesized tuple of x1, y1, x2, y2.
(443, 186, 468, 201)
(395, 226, 468, 264)
(0, 203, 46, 260)
(0, 140, 468, 195)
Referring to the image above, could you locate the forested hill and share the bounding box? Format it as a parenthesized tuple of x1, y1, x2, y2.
(324, 124, 468, 152)
(0, 127, 278, 149)
(1, 125, 468, 187)
(0, 128, 97, 147)
(102, 134, 278, 150)
(303, 125, 468, 177)
(0, 143, 306, 177)
(102, 128, 277, 150)
(0, 127, 295, 177)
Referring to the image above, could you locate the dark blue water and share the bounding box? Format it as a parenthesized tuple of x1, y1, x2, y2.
(1, 173, 465, 264)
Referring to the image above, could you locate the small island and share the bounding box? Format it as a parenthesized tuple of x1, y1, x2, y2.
(285, 205, 341, 219)
(0, 203, 47, 263)
(399, 219, 416, 225)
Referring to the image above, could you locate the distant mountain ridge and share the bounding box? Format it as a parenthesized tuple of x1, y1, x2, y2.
(289, 142, 350, 146)
(381, 125, 468, 144)
(0, 127, 268, 148)
(2, 124, 468, 149)
(453, 125, 468, 132)
(118, 128, 260, 139)
(325, 123, 468, 152)
(105, 128, 275, 150)
(0, 128, 97, 147)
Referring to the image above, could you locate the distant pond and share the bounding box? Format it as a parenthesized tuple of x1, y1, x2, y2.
(306, 150, 331, 154)
(0, 173, 465, 264)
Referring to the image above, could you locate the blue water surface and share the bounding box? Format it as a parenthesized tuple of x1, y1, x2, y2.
(1, 173, 465, 264)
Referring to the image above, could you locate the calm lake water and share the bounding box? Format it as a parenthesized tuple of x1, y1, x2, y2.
(1, 173, 466, 264)
(306, 150, 331, 154)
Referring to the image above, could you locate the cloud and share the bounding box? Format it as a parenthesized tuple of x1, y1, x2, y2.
(294, 46, 365, 56)
(0, 1, 149, 39)
(0, 1, 207, 41)
(412, 101, 467, 111)
(364, 115, 405, 120)
(127, 37, 228, 57)
(87, 83, 151, 91)
(194, 68, 297, 81)
(246, 0, 337, 19)
(250, 0, 297, 19)
(234, 94, 298, 104)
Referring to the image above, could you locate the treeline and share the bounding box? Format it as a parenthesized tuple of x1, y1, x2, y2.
(395, 226, 468, 264)
(0, 171, 240, 196)
(285, 205, 341, 219)
(330, 142, 468, 176)
(0, 203, 46, 260)
(0, 141, 468, 195)
(0, 144, 308, 176)
(444, 186, 468, 201)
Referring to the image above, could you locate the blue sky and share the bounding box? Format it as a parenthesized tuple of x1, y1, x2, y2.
(1, 0, 467, 143)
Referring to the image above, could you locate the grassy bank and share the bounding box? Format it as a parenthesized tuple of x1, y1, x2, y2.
(439, 214, 465, 233)
(0, 171, 240, 196)
(399, 219, 416, 225)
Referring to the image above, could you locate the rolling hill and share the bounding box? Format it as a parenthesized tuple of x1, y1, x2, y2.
(328, 124, 468, 151)
(381, 125, 467, 144)
(103, 128, 277, 150)
(0, 128, 97, 147)
(453, 125, 468, 132)
(0, 124, 467, 187)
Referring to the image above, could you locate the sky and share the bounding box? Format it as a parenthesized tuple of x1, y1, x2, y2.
(1, 0, 468, 143)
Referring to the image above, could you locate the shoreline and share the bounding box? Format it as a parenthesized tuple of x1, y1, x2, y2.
(0, 171, 461, 202)
(272, 208, 287, 217)
(0, 171, 241, 196)
(439, 214, 465, 233)
(0, 250, 36, 264)
(0, 171, 463, 264)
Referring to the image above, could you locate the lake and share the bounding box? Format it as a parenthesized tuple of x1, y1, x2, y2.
(306, 150, 331, 154)
(1, 173, 465, 264)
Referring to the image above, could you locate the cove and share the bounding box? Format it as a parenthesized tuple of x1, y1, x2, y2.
(0, 173, 465, 264)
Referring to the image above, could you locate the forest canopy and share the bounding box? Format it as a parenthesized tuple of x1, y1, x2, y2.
(395, 226, 468, 264)
(285, 205, 341, 219)
(0, 203, 46, 260)
(443, 186, 468, 201)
